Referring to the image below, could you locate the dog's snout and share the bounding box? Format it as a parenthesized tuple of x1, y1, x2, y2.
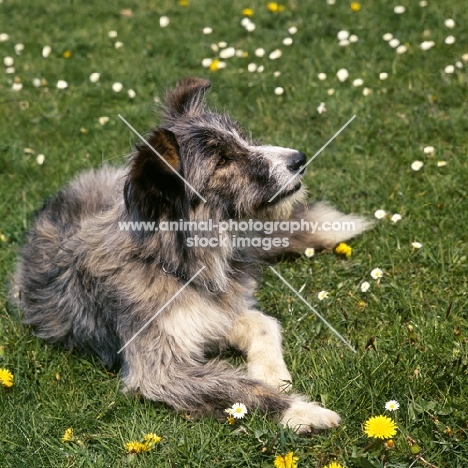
(287, 151, 307, 174)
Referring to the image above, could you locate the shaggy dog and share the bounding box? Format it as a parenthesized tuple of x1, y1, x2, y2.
(12, 78, 370, 432)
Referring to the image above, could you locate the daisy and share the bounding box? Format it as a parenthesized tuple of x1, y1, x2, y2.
(98, 116, 109, 125)
(374, 209, 386, 219)
(0, 33, 9, 42)
(288, 26, 298, 35)
(42, 45, 52, 58)
(317, 73, 327, 81)
(419, 0, 428, 6)
(445, 35, 455, 44)
(349, 34, 358, 43)
(411, 160, 424, 171)
(127, 89, 136, 99)
(370, 268, 383, 280)
(389, 38, 400, 48)
(391, 214, 402, 223)
(219, 47, 235, 59)
(269, 49, 282, 60)
(423, 145, 435, 155)
(283, 37, 293, 46)
(112, 82, 123, 92)
(396, 45, 407, 54)
(339, 39, 350, 47)
(5, 67, 14, 73)
(247, 63, 257, 72)
(382, 33, 393, 41)
(385, 400, 400, 411)
(114, 41, 124, 49)
(327, 88, 335, 95)
(274, 86, 284, 95)
(444, 19, 455, 29)
(89, 72, 100, 83)
(379, 72, 389, 80)
(336, 68, 349, 82)
(159, 16, 170, 28)
(335, 242, 352, 258)
(326, 0, 335, 4)
(274, 452, 299, 468)
(202, 27, 213, 35)
(364, 415, 398, 439)
(4, 56, 14, 66)
(108, 30, 118, 38)
(304, 247, 315, 258)
(411, 241, 423, 249)
(227, 402, 248, 419)
(352, 78, 364, 87)
(462, 53, 468, 62)
(444, 65, 455, 74)
(437, 161, 447, 167)
(257, 65, 264, 73)
(0, 368, 14, 387)
(394, 6, 405, 14)
(337, 30, 349, 41)
(202, 58, 213, 68)
(420, 41, 435, 51)
(36, 154, 45, 165)
(318, 290, 329, 301)
(255, 48, 265, 57)
(317, 102, 326, 114)
(273, 71, 281, 77)
(61, 428, 74, 443)
(12, 81, 22, 91)
(57, 80, 68, 90)
(360, 281, 370, 292)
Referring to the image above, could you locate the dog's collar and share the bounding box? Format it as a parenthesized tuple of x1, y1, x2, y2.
(152, 257, 219, 293)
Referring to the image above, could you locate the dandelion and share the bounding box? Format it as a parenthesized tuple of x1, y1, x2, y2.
(98, 116, 109, 125)
(159, 16, 170, 28)
(112, 82, 123, 92)
(267, 2, 285, 13)
(335, 242, 352, 258)
(411, 242, 423, 249)
(3, 56, 14, 66)
(444, 19, 455, 29)
(444, 65, 455, 74)
(143, 433, 161, 447)
(391, 214, 402, 223)
(89, 72, 100, 83)
(317, 102, 326, 114)
(274, 87, 284, 96)
(324, 463, 345, 468)
(318, 73, 327, 81)
(274, 452, 299, 468)
(304, 247, 315, 258)
(374, 209, 386, 219)
(242, 8, 254, 16)
(203, 27, 213, 34)
(420, 41, 435, 51)
(352, 78, 364, 87)
(445, 35, 455, 44)
(36, 154, 45, 165)
(283, 37, 293, 46)
(379, 72, 389, 80)
(385, 400, 400, 411)
(63, 50, 72, 58)
(288, 26, 298, 35)
(61, 428, 74, 443)
(0, 368, 14, 387)
(108, 30, 118, 38)
(336, 68, 349, 82)
(179, 0, 189, 6)
(227, 415, 235, 424)
(370, 268, 383, 280)
(364, 415, 397, 439)
(360, 281, 370, 292)
(394, 6, 405, 14)
(383, 33, 393, 41)
(269, 49, 282, 60)
(437, 161, 447, 167)
(209, 59, 226, 71)
(127, 89, 136, 99)
(318, 290, 329, 301)
(337, 30, 349, 41)
(42, 45, 52, 58)
(411, 160, 424, 171)
(389, 38, 400, 48)
(125, 441, 150, 453)
(350, 2, 361, 12)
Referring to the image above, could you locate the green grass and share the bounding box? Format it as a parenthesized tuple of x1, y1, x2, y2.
(1, 0, 468, 466)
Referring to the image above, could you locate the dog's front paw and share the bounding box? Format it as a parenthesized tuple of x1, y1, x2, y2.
(280, 399, 341, 433)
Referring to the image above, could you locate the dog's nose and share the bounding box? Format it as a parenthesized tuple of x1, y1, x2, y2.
(287, 151, 307, 174)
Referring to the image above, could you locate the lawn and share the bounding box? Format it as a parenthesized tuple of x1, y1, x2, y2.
(1, 0, 468, 467)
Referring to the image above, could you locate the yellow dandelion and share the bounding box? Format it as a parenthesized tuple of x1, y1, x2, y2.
(350, 2, 361, 12)
(125, 441, 150, 453)
(267, 2, 285, 12)
(364, 415, 397, 439)
(324, 462, 345, 468)
(242, 8, 254, 16)
(335, 242, 352, 258)
(274, 452, 299, 468)
(62, 50, 72, 58)
(0, 368, 14, 387)
(61, 427, 74, 443)
(226, 416, 235, 425)
(143, 433, 161, 447)
(179, 0, 189, 6)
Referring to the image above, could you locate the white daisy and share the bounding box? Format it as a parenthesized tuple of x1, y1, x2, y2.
(98, 116, 109, 125)
(228, 403, 248, 419)
(274, 86, 284, 95)
(32, 78, 41, 87)
(219, 47, 235, 59)
(112, 82, 123, 92)
(317, 102, 326, 114)
(203, 27, 213, 34)
(455, 61, 463, 69)
(396, 45, 408, 54)
(362, 87, 372, 96)
(304, 247, 315, 258)
(419, 0, 428, 6)
(382, 33, 393, 41)
(374, 209, 386, 219)
(0, 33, 10, 42)
(3, 56, 14, 66)
(283, 37, 293, 46)
(336, 68, 349, 82)
(412, 241, 423, 249)
(360, 281, 370, 292)
(391, 214, 402, 223)
(444, 19, 455, 29)
(202, 58, 213, 68)
(445, 35, 455, 45)
(337, 30, 350, 41)
(444, 65, 455, 74)
(349, 34, 358, 43)
(36, 154, 45, 165)
(411, 160, 424, 171)
(420, 41, 435, 51)
(318, 73, 327, 81)
(462, 53, 468, 62)
(385, 400, 400, 411)
(379, 72, 389, 80)
(352, 78, 364, 87)
(394, 6, 405, 14)
(127, 89, 136, 99)
(240, 18, 251, 28)
(257, 65, 264, 73)
(269, 49, 282, 60)
(114, 41, 124, 49)
(339, 39, 350, 47)
(288, 26, 298, 35)
(254, 48, 265, 57)
(370, 268, 383, 280)
(273, 71, 281, 77)
(318, 291, 329, 301)
(389, 38, 400, 48)
(210, 44, 219, 52)
(89, 72, 100, 83)
(12, 82, 23, 91)
(218, 41, 227, 48)
(245, 22, 256, 32)
(56, 80, 68, 90)
(42, 45, 52, 58)
(108, 30, 118, 38)
(247, 63, 257, 72)
(14, 43, 24, 55)
(327, 0, 335, 4)
(437, 161, 447, 167)
(159, 16, 170, 28)
(5, 67, 14, 73)
(327, 88, 335, 95)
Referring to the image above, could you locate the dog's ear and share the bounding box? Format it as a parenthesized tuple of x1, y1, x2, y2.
(164, 77, 211, 118)
(124, 128, 186, 221)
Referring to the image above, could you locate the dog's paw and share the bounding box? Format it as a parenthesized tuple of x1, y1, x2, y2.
(280, 399, 341, 433)
(248, 363, 292, 392)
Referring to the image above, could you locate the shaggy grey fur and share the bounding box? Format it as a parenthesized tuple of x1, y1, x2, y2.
(12, 78, 371, 431)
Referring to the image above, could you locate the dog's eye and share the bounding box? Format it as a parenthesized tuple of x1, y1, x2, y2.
(217, 158, 227, 167)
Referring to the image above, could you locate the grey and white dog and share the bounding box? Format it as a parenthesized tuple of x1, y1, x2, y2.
(12, 78, 370, 432)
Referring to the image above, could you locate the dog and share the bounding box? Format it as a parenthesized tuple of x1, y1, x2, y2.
(12, 78, 370, 433)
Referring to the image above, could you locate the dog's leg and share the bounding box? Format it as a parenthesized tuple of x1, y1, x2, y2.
(226, 310, 292, 391)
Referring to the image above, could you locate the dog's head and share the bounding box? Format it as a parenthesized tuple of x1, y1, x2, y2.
(124, 78, 307, 222)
